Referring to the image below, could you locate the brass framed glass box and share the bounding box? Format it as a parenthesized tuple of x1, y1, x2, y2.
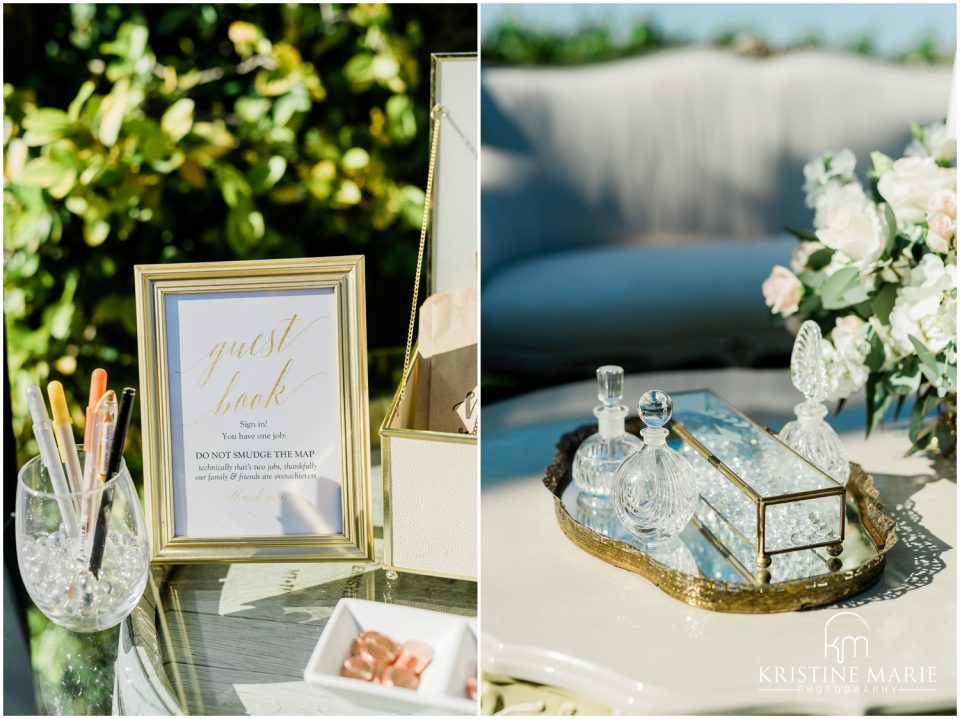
(670, 390, 845, 581)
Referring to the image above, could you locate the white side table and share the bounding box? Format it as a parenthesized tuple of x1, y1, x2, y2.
(481, 368, 956, 714)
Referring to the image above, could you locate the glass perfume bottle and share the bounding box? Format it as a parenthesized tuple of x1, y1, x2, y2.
(572, 366, 643, 498)
(778, 320, 850, 485)
(613, 389, 698, 544)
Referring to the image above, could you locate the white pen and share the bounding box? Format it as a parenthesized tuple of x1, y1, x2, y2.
(26, 385, 80, 540)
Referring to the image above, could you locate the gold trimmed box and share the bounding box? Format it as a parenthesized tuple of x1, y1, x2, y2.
(381, 350, 477, 580)
(379, 52, 478, 581)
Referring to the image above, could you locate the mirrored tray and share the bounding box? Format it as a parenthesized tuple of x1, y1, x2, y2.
(543, 420, 898, 613)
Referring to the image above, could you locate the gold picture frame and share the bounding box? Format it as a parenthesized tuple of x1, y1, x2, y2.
(134, 256, 373, 563)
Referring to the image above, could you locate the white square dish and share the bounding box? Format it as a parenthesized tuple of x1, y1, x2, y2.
(303, 598, 477, 715)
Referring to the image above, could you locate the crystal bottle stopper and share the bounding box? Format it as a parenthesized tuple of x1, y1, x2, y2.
(637, 389, 672, 444)
(779, 320, 849, 484)
(596, 365, 626, 437)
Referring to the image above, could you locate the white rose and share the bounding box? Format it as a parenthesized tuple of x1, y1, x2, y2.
(888, 254, 958, 356)
(762, 265, 802, 317)
(926, 211, 956, 253)
(815, 194, 887, 268)
(811, 182, 867, 230)
(877, 157, 957, 226)
(927, 189, 957, 220)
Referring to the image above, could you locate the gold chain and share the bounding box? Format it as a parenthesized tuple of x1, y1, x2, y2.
(399, 104, 444, 402)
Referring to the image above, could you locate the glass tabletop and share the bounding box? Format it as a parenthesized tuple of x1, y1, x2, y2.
(117, 547, 476, 716)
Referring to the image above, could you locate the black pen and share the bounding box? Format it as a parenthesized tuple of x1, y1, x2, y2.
(88, 387, 136, 577)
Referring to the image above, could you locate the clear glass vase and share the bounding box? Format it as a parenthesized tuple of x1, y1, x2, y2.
(16, 449, 150, 632)
(614, 390, 698, 544)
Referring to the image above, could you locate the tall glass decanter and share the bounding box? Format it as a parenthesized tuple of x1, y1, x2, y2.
(572, 366, 643, 498)
(613, 390, 698, 543)
(778, 320, 850, 485)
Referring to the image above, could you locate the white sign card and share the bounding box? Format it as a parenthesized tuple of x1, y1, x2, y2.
(165, 289, 343, 538)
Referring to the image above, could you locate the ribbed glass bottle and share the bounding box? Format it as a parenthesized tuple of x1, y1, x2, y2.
(614, 390, 698, 544)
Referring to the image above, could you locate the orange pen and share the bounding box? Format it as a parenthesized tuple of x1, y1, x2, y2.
(83, 368, 108, 451)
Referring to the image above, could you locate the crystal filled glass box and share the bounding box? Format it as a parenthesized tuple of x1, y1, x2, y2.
(670, 390, 846, 580)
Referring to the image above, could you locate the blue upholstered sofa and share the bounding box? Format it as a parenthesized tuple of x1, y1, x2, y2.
(481, 48, 952, 377)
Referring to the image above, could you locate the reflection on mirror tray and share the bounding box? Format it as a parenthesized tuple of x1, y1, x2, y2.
(565, 485, 865, 585)
(546, 420, 897, 613)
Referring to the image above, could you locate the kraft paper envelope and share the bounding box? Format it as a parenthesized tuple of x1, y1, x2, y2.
(414, 287, 478, 434)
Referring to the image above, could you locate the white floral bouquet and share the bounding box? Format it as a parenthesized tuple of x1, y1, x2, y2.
(763, 122, 957, 455)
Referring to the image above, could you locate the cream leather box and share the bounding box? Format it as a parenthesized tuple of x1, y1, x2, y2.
(380, 53, 478, 581)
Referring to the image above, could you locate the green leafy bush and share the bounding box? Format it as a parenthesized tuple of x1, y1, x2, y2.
(5, 4, 476, 475)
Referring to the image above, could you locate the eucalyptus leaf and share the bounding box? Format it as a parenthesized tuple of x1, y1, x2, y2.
(797, 294, 822, 314)
(908, 334, 940, 383)
(785, 226, 820, 243)
(807, 247, 834, 271)
(864, 327, 885, 372)
(821, 267, 869, 310)
(945, 362, 957, 391)
(881, 203, 897, 257)
(797, 270, 826, 290)
(871, 283, 898, 324)
(887, 357, 920, 394)
(864, 374, 891, 436)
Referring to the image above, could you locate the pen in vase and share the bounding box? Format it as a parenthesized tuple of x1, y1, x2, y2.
(89, 387, 135, 578)
(47, 381, 84, 499)
(82, 390, 117, 541)
(25, 385, 80, 540)
(83, 368, 107, 452)
(81, 370, 108, 530)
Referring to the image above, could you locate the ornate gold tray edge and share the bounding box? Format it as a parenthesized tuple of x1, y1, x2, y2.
(543, 422, 898, 614)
